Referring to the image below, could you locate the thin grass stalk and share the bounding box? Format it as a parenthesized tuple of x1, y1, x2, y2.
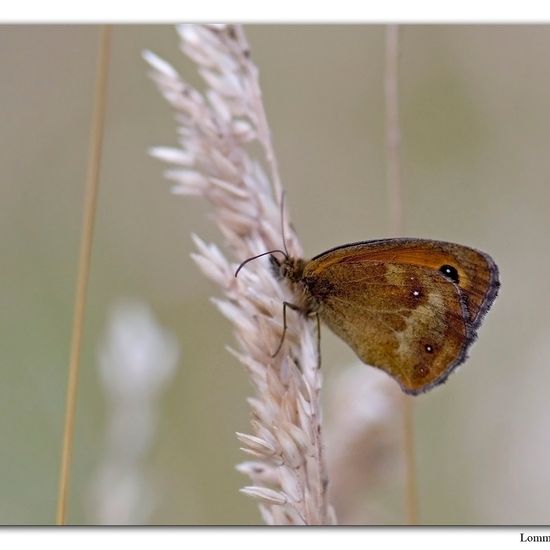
(56, 25, 111, 526)
(385, 24, 403, 238)
(384, 24, 420, 525)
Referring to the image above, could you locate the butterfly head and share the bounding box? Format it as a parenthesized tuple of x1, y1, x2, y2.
(235, 249, 304, 280)
(270, 254, 306, 284)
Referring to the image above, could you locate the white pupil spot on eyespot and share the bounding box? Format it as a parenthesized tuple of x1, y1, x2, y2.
(412, 290, 420, 297)
(425, 344, 433, 353)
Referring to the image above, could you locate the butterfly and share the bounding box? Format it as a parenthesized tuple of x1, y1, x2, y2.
(238, 238, 499, 395)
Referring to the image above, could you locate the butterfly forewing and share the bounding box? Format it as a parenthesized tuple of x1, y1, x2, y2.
(308, 239, 499, 326)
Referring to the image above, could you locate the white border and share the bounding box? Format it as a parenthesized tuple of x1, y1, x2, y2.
(3, 0, 550, 22)
(0, 527, 538, 550)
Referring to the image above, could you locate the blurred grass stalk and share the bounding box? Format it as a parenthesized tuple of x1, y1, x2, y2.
(89, 301, 178, 524)
(325, 364, 402, 523)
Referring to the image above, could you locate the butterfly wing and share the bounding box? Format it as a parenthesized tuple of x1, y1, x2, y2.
(302, 239, 499, 394)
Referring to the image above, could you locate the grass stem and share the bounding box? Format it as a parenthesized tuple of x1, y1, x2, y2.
(56, 25, 111, 526)
(384, 23, 420, 525)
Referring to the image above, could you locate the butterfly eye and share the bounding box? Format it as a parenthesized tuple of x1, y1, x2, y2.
(439, 264, 459, 284)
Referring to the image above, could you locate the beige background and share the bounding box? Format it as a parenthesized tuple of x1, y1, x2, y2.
(0, 25, 547, 524)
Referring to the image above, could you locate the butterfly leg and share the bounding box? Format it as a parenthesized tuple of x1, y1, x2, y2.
(315, 312, 321, 369)
(271, 301, 303, 358)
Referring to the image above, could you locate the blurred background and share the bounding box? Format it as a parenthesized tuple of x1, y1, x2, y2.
(0, 24, 547, 525)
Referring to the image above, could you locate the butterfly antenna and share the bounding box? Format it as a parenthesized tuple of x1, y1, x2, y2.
(280, 190, 290, 258)
(234, 249, 288, 278)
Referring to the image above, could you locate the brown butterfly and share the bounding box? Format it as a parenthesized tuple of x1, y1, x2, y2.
(238, 238, 499, 395)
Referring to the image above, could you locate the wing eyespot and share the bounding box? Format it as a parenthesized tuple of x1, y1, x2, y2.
(414, 364, 430, 379)
(439, 264, 459, 284)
